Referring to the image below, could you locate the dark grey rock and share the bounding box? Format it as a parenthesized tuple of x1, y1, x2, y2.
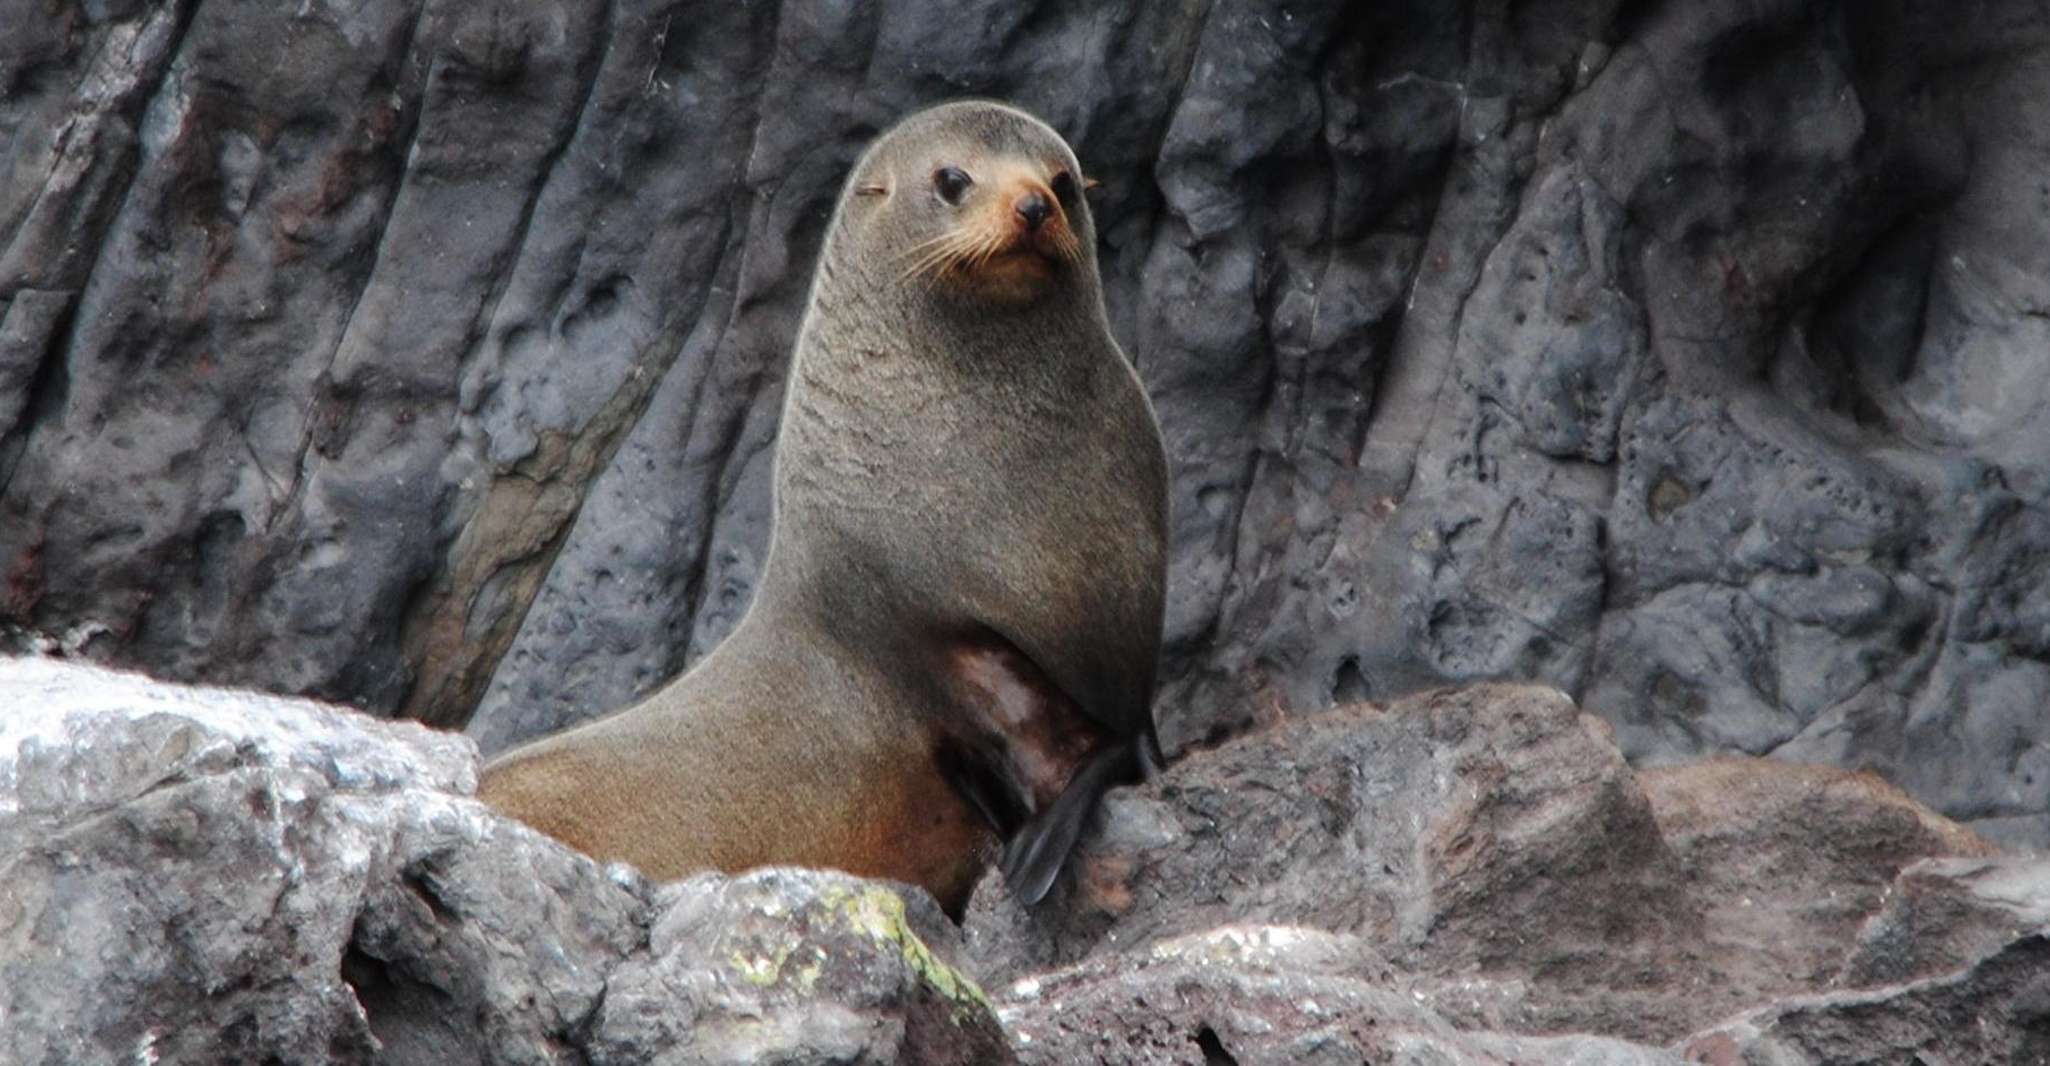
(0, 290, 72, 440)
(4, 0, 2050, 850)
(1682, 935, 2050, 1065)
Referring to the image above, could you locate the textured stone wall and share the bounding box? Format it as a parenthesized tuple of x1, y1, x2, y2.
(3, 0, 2047, 845)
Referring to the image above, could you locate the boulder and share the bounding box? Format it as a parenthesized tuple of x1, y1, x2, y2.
(963, 684, 2011, 1053)
(0, 656, 1009, 1066)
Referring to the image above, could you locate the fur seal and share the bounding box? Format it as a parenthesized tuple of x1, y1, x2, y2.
(478, 100, 1167, 914)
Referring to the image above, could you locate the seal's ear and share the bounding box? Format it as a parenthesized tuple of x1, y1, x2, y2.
(856, 183, 889, 197)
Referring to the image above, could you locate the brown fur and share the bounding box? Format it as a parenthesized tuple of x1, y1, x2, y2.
(479, 101, 1167, 914)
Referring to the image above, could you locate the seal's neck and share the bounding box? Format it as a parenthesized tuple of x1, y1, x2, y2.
(749, 255, 1116, 630)
(781, 257, 1113, 461)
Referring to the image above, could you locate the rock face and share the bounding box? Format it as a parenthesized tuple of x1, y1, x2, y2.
(5, 659, 2042, 1065)
(0, 657, 1009, 1066)
(3, 0, 2048, 847)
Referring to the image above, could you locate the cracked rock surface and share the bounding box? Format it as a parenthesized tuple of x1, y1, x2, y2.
(2, 0, 2048, 853)
(8, 659, 2045, 1065)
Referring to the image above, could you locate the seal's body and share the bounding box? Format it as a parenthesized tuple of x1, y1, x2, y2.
(479, 101, 1167, 913)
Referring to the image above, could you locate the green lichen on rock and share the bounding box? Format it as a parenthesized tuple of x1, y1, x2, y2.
(716, 879, 993, 1028)
(727, 937, 800, 987)
(821, 884, 993, 1018)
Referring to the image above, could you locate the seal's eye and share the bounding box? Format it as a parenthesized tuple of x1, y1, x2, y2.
(1050, 170, 1077, 206)
(933, 167, 974, 205)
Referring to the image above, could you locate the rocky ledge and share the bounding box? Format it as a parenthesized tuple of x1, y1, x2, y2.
(2, 656, 2043, 1065)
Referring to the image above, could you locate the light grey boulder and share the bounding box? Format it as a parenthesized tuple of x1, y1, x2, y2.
(0, 656, 1008, 1066)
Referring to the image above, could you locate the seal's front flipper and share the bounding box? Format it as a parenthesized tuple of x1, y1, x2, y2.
(999, 738, 1141, 905)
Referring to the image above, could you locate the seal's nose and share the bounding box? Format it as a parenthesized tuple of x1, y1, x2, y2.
(1015, 191, 1051, 232)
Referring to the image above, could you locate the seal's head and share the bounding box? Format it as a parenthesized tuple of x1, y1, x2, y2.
(833, 101, 1096, 308)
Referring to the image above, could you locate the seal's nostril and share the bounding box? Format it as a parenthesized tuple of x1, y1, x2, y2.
(1015, 193, 1050, 231)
